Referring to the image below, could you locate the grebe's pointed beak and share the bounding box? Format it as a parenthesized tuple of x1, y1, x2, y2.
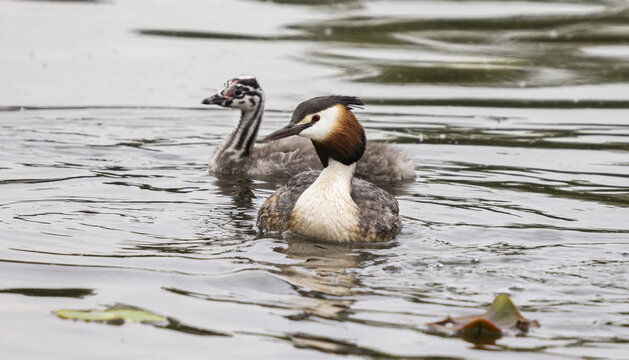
(263, 123, 311, 142)
(202, 93, 229, 106)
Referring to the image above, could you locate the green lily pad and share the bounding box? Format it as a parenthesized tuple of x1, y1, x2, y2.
(54, 308, 164, 325)
(427, 294, 539, 346)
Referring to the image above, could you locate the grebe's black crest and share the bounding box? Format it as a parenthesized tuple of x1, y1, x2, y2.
(291, 96, 364, 124)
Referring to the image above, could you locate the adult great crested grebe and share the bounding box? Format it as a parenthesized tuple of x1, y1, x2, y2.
(202, 75, 415, 183)
(257, 96, 402, 243)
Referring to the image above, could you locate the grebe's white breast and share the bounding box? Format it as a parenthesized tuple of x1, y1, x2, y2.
(257, 166, 401, 243)
(288, 159, 360, 242)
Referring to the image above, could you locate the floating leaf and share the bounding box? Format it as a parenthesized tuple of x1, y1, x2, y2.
(427, 294, 539, 346)
(54, 308, 164, 325)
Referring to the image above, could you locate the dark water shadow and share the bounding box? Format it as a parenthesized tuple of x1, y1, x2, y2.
(248, 0, 361, 5)
(158, 317, 231, 337)
(0, 288, 95, 298)
(14, 0, 104, 3)
(363, 98, 629, 109)
(136, 29, 280, 41)
(252, 330, 465, 359)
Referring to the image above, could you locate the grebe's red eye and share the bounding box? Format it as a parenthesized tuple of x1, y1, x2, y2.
(312, 115, 320, 122)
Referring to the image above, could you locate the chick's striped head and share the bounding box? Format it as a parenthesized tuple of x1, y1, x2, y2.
(202, 75, 263, 111)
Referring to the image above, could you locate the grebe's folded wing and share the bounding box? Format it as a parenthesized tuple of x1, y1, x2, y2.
(257, 171, 320, 232)
(351, 177, 402, 241)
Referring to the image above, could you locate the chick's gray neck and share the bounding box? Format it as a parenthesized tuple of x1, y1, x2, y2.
(218, 96, 265, 158)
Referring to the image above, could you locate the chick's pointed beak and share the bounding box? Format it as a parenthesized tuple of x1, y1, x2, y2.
(263, 123, 311, 142)
(202, 93, 229, 106)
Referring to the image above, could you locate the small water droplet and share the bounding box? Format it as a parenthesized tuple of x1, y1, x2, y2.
(383, 265, 401, 272)
(509, 283, 525, 291)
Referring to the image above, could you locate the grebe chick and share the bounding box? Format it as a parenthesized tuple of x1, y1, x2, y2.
(202, 76, 319, 178)
(257, 96, 402, 243)
(202, 76, 415, 183)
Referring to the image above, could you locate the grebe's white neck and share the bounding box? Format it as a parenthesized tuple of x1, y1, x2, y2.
(288, 159, 360, 242)
(313, 158, 355, 194)
(211, 96, 265, 167)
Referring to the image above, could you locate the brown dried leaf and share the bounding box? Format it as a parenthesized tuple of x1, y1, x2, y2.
(427, 294, 539, 346)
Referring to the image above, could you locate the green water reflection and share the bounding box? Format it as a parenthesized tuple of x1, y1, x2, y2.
(138, 0, 629, 97)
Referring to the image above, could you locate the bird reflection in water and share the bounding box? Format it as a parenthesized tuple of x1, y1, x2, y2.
(273, 236, 395, 320)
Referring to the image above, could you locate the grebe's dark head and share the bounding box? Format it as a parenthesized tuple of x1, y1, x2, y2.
(202, 75, 263, 111)
(264, 95, 366, 167)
